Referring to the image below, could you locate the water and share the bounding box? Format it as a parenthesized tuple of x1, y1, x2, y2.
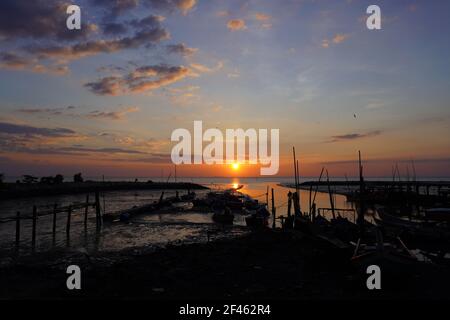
(0, 177, 354, 254)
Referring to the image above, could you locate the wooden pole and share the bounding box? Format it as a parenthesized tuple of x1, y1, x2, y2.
(271, 188, 276, 229)
(326, 170, 336, 219)
(95, 191, 101, 229)
(296, 160, 301, 213)
(308, 185, 312, 216)
(358, 151, 365, 235)
(31, 205, 37, 251)
(312, 167, 325, 212)
(266, 186, 269, 208)
(66, 206, 72, 235)
(293, 147, 298, 191)
(84, 194, 89, 228)
(15, 211, 20, 249)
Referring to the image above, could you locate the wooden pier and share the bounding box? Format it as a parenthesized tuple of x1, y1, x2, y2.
(0, 191, 102, 252)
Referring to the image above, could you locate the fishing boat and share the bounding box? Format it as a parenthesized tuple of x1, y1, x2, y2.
(244, 206, 270, 228)
(376, 208, 450, 240)
(351, 229, 421, 272)
(194, 185, 259, 213)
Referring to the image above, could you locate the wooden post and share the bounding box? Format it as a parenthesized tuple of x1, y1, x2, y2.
(95, 191, 101, 229)
(296, 159, 301, 213)
(293, 191, 300, 216)
(326, 170, 336, 220)
(15, 211, 20, 248)
(266, 186, 269, 209)
(357, 151, 366, 235)
(31, 206, 37, 251)
(308, 184, 312, 216)
(311, 203, 316, 222)
(52, 203, 57, 243)
(66, 206, 72, 235)
(84, 194, 89, 228)
(271, 188, 276, 229)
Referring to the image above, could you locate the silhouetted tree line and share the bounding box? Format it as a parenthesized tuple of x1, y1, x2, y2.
(12, 173, 84, 185)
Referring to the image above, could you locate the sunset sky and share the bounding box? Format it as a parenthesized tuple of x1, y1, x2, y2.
(0, 0, 449, 178)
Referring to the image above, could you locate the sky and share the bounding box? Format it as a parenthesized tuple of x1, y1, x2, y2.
(0, 0, 449, 179)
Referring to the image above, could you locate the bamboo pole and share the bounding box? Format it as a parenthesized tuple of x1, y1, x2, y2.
(358, 151, 365, 235)
(296, 159, 301, 213)
(271, 188, 276, 229)
(326, 170, 336, 219)
(95, 191, 101, 229)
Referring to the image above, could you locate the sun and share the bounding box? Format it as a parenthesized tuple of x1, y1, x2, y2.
(232, 163, 240, 170)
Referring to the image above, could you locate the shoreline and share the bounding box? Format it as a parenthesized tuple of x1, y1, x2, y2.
(0, 181, 208, 201)
(1, 230, 449, 300)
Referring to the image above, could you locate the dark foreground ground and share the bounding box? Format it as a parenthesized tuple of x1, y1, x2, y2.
(1, 230, 449, 300)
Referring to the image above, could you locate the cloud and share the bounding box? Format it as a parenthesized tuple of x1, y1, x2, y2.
(190, 61, 224, 73)
(112, 153, 172, 163)
(322, 157, 450, 166)
(92, 0, 197, 16)
(254, 13, 271, 21)
(0, 52, 29, 69)
(27, 18, 169, 62)
(227, 19, 247, 31)
(332, 33, 349, 44)
(166, 43, 198, 56)
(329, 130, 381, 142)
(102, 22, 128, 35)
(17, 106, 75, 115)
(85, 77, 123, 95)
(0, 121, 78, 138)
(0, 52, 69, 75)
(321, 34, 350, 48)
(1, 14, 169, 75)
(17, 105, 139, 120)
(87, 106, 140, 120)
(0, 0, 97, 41)
(1, 145, 147, 156)
(85, 64, 194, 95)
(216, 10, 230, 17)
(58, 146, 146, 155)
(91, 0, 139, 16)
(173, 0, 197, 14)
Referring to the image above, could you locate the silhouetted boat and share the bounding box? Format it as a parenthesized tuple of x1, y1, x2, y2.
(245, 207, 270, 228)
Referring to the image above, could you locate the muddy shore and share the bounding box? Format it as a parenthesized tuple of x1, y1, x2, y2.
(1, 230, 449, 300)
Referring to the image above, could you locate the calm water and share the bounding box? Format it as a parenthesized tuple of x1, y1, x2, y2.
(0, 177, 355, 254)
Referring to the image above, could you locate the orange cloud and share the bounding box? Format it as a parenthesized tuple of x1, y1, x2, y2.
(332, 33, 349, 44)
(255, 13, 271, 21)
(227, 19, 247, 31)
